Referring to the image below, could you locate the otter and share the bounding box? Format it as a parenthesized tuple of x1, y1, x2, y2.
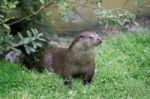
(37, 31, 102, 88)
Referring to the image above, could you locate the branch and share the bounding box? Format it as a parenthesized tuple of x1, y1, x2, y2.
(66, 0, 138, 11)
(67, 0, 97, 9)
(9, 2, 54, 25)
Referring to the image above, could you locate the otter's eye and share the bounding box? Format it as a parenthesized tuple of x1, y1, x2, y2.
(79, 35, 84, 38)
(89, 36, 93, 39)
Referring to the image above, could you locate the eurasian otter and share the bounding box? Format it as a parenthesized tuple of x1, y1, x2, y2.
(37, 31, 102, 88)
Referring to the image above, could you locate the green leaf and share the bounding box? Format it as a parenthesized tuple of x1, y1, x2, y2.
(31, 28, 38, 35)
(24, 45, 30, 54)
(31, 37, 36, 41)
(27, 30, 32, 38)
(3, 24, 10, 29)
(9, 47, 18, 52)
(30, 47, 36, 53)
(32, 42, 42, 48)
(24, 45, 36, 54)
(18, 41, 23, 45)
(36, 42, 42, 47)
(22, 38, 30, 44)
(37, 38, 46, 42)
(37, 33, 43, 37)
(18, 32, 24, 40)
(32, 41, 38, 49)
(39, 0, 45, 5)
(0, 14, 4, 18)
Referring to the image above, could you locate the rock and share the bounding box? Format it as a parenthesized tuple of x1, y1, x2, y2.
(5, 50, 24, 64)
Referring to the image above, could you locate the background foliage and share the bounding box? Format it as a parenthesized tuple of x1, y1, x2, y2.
(0, 0, 147, 64)
(0, 0, 18, 51)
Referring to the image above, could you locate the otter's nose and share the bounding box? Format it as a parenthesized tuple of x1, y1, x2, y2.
(97, 37, 102, 44)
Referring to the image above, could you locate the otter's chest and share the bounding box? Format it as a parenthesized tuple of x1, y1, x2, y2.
(64, 50, 95, 75)
(66, 51, 95, 66)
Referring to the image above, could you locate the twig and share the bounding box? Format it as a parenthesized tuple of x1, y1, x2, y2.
(9, 2, 54, 25)
(67, 0, 97, 9)
(66, 0, 138, 11)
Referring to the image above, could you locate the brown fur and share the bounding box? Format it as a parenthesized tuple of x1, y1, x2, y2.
(37, 31, 102, 87)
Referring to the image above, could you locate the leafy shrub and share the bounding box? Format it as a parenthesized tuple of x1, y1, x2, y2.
(0, 0, 46, 54)
(0, 0, 18, 51)
(96, 6, 136, 27)
(16, 28, 46, 54)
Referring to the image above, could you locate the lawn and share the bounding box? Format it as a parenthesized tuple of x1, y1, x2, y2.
(0, 31, 150, 99)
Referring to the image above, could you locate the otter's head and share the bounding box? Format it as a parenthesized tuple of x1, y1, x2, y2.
(69, 31, 102, 51)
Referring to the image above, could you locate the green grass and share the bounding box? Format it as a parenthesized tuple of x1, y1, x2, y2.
(0, 32, 150, 99)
